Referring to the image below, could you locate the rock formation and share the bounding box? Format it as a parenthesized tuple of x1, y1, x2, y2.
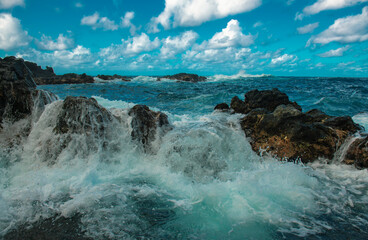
(217, 88, 362, 163)
(129, 105, 171, 151)
(96, 74, 131, 82)
(159, 73, 207, 83)
(344, 135, 368, 169)
(35, 73, 94, 85)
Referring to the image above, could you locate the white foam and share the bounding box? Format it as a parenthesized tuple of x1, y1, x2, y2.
(208, 70, 272, 82)
(353, 112, 368, 132)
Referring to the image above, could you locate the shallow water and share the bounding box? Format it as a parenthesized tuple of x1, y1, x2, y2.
(1, 76, 368, 239)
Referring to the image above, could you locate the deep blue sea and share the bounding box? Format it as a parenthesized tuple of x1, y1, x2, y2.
(1, 75, 368, 239)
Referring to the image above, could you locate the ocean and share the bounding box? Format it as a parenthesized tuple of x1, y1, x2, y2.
(1, 75, 368, 239)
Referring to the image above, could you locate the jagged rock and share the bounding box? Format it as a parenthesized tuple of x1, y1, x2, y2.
(35, 73, 94, 85)
(345, 135, 368, 169)
(160, 73, 207, 83)
(224, 89, 361, 163)
(129, 105, 171, 150)
(24, 61, 56, 78)
(97, 74, 131, 82)
(214, 103, 230, 111)
(231, 88, 301, 114)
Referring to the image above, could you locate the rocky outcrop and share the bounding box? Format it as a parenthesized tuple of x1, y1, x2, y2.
(35, 73, 94, 85)
(24, 61, 56, 78)
(96, 74, 131, 82)
(345, 135, 368, 169)
(159, 73, 207, 83)
(129, 105, 171, 151)
(217, 88, 361, 163)
(214, 103, 230, 111)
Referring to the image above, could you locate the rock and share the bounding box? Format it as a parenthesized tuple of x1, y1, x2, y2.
(160, 73, 207, 83)
(4, 214, 91, 240)
(214, 103, 230, 111)
(24, 61, 56, 78)
(129, 105, 171, 151)
(96, 74, 131, 82)
(223, 89, 361, 163)
(35, 73, 94, 85)
(345, 135, 368, 169)
(232, 88, 302, 114)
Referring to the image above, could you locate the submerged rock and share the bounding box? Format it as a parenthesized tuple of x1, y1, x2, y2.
(222, 89, 361, 163)
(214, 103, 230, 111)
(129, 105, 171, 151)
(345, 135, 368, 169)
(159, 73, 207, 83)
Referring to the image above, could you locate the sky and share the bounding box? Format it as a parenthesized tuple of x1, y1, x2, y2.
(0, 0, 367, 77)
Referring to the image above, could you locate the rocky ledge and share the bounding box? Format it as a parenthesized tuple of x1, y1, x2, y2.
(215, 88, 367, 168)
(96, 74, 132, 82)
(158, 73, 207, 83)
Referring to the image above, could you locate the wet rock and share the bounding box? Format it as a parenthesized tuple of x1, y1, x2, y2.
(232, 88, 301, 114)
(35, 73, 94, 85)
(345, 135, 368, 169)
(4, 214, 91, 240)
(160, 73, 206, 83)
(96, 74, 131, 82)
(129, 105, 171, 150)
(224, 89, 361, 163)
(214, 103, 230, 111)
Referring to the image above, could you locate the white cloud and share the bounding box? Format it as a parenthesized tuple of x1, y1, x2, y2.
(0, 13, 30, 50)
(161, 30, 198, 58)
(149, 0, 261, 32)
(297, 22, 319, 34)
(253, 21, 263, 28)
(318, 46, 350, 57)
(120, 11, 137, 35)
(207, 19, 254, 49)
(36, 33, 74, 51)
(310, 7, 368, 44)
(100, 33, 160, 59)
(303, 0, 368, 15)
(75, 2, 83, 8)
(16, 45, 94, 69)
(0, 0, 24, 9)
(81, 12, 119, 31)
(271, 54, 297, 65)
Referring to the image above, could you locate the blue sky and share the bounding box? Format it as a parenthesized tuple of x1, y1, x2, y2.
(0, 0, 367, 77)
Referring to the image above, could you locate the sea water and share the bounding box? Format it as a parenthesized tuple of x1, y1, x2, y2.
(1, 75, 368, 239)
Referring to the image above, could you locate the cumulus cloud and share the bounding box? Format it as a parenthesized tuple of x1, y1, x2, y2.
(161, 30, 198, 58)
(36, 33, 74, 51)
(0, 13, 30, 50)
(17, 45, 94, 69)
(149, 0, 261, 32)
(121, 11, 137, 35)
(206, 19, 254, 48)
(310, 7, 368, 44)
(318, 46, 350, 57)
(271, 54, 297, 65)
(303, 0, 368, 15)
(100, 33, 160, 59)
(0, 0, 24, 9)
(297, 22, 319, 34)
(81, 12, 119, 31)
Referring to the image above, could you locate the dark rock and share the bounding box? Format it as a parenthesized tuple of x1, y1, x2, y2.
(35, 73, 94, 85)
(24, 61, 56, 78)
(97, 74, 131, 82)
(161, 73, 206, 83)
(4, 214, 91, 240)
(223, 89, 362, 163)
(232, 88, 302, 114)
(345, 135, 368, 169)
(129, 105, 171, 151)
(214, 103, 230, 111)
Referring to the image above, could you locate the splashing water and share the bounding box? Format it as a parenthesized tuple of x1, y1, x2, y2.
(1, 76, 368, 239)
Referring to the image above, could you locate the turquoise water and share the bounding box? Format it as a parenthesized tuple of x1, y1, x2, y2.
(1, 75, 368, 239)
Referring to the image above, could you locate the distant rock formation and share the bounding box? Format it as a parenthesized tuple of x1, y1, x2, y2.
(97, 74, 132, 82)
(159, 73, 207, 83)
(34, 73, 94, 85)
(217, 88, 362, 163)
